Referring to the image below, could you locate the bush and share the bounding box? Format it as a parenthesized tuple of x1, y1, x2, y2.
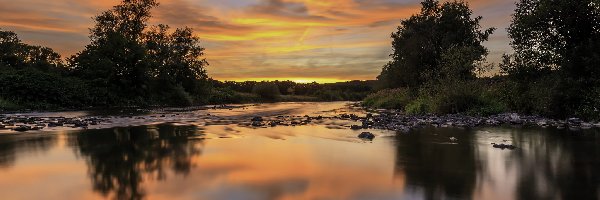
(425, 81, 508, 116)
(0, 97, 20, 111)
(252, 82, 281, 100)
(0, 68, 93, 109)
(405, 97, 433, 115)
(362, 88, 413, 109)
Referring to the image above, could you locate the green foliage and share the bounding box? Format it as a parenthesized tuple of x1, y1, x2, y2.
(422, 81, 507, 116)
(206, 88, 246, 104)
(362, 88, 413, 109)
(0, 68, 93, 109)
(252, 82, 281, 100)
(68, 0, 209, 107)
(0, 97, 20, 111)
(378, 0, 494, 88)
(501, 0, 600, 120)
(405, 97, 433, 115)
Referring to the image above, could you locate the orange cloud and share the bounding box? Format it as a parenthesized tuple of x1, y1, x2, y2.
(0, 0, 514, 82)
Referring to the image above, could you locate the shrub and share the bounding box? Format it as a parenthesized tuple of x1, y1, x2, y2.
(405, 97, 433, 115)
(0, 97, 20, 111)
(252, 82, 281, 100)
(0, 68, 93, 109)
(362, 88, 413, 109)
(419, 81, 508, 116)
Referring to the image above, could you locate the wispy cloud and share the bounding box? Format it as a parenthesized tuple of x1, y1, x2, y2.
(0, 0, 515, 81)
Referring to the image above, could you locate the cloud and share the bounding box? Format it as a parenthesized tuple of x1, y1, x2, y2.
(0, 0, 516, 82)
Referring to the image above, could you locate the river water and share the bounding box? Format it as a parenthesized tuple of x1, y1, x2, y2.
(0, 102, 599, 200)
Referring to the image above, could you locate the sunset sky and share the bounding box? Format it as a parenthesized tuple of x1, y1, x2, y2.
(0, 0, 515, 83)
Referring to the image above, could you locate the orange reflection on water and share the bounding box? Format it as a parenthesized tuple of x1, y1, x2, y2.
(141, 125, 405, 200)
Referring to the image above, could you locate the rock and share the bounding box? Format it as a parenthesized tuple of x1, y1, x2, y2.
(251, 121, 263, 127)
(358, 132, 375, 140)
(251, 116, 263, 122)
(581, 123, 593, 129)
(13, 125, 30, 132)
(350, 125, 362, 130)
(48, 122, 63, 127)
(449, 137, 458, 142)
(491, 143, 516, 150)
(0, 124, 5, 129)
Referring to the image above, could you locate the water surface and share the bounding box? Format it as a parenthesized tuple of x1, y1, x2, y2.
(1, 102, 599, 200)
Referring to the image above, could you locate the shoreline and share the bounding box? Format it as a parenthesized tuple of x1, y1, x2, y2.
(2, 102, 599, 134)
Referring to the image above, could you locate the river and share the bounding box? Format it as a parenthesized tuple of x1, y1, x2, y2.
(0, 102, 599, 200)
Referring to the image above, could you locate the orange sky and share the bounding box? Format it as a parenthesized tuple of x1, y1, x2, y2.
(0, 0, 515, 83)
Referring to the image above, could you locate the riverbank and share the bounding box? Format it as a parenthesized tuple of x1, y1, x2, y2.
(2, 102, 599, 135)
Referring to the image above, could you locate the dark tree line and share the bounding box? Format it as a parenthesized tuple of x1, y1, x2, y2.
(1, 0, 209, 109)
(375, 0, 600, 120)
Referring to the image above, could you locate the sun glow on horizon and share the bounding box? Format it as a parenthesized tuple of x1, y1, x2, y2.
(223, 77, 352, 83)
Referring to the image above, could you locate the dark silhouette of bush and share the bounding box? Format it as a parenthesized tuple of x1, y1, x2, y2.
(252, 82, 281, 100)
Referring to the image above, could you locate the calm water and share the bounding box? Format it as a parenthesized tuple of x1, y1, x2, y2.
(1, 102, 599, 200)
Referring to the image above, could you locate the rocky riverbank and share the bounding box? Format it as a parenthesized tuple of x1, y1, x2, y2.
(338, 110, 600, 132)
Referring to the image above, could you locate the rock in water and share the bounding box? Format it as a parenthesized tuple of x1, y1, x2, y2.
(251, 116, 263, 122)
(491, 143, 516, 150)
(251, 121, 264, 127)
(350, 125, 362, 130)
(13, 125, 30, 132)
(358, 132, 375, 140)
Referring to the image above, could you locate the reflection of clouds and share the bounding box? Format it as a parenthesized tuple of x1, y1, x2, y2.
(137, 126, 403, 199)
(0, 0, 514, 80)
(0, 134, 58, 168)
(201, 178, 309, 200)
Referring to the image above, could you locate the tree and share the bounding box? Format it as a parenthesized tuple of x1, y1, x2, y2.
(69, 0, 209, 106)
(145, 25, 209, 94)
(69, 0, 159, 104)
(378, 0, 494, 89)
(1, 28, 62, 71)
(504, 0, 600, 77)
(502, 0, 600, 119)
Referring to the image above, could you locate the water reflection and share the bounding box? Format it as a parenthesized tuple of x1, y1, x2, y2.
(1, 102, 600, 200)
(506, 128, 600, 200)
(67, 124, 205, 200)
(394, 127, 480, 200)
(0, 134, 58, 168)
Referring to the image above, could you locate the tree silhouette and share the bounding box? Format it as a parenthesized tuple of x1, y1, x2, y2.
(378, 0, 494, 89)
(68, 124, 205, 200)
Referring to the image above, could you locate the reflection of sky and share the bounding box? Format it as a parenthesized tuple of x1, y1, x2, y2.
(0, 0, 514, 81)
(0, 122, 598, 199)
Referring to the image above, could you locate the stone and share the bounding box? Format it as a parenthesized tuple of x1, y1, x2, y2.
(358, 132, 375, 140)
(491, 143, 516, 150)
(251, 116, 263, 122)
(13, 125, 30, 132)
(251, 121, 263, 127)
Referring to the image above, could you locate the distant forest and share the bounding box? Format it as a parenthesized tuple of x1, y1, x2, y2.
(1, 0, 599, 120)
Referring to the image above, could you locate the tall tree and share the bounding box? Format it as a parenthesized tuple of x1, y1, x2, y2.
(504, 0, 600, 76)
(69, 0, 159, 104)
(378, 0, 494, 89)
(503, 0, 600, 118)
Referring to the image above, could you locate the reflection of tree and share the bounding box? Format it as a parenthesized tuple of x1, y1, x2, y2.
(0, 134, 57, 168)
(394, 127, 480, 200)
(69, 124, 205, 200)
(510, 128, 600, 200)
